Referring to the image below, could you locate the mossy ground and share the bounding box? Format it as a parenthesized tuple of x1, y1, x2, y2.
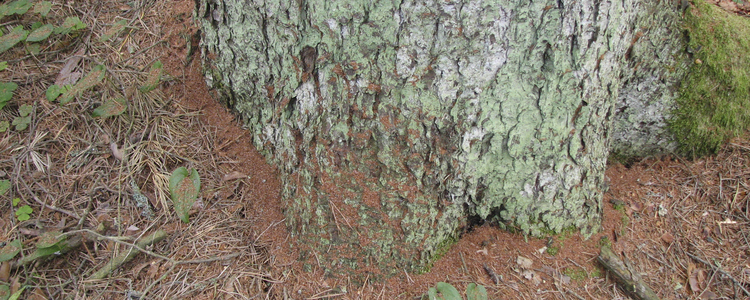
(670, 0, 750, 156)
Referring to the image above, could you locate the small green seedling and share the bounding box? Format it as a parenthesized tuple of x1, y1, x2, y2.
(54, 16, 86, 35)
(427, 282, 487, 300)
(57, 65, 106, 104)
(32, 1, 52, 17)
(11, 104, 32, 131)
(0, 239, 21, 262)
(0, 0, 33, 18)
(99, 19, 128, 42)
(169, 167, 201, 223)
(25, 24, 53, 42)
(139, 61, 163, 93)
(0, 61, 7, 71)
(12, 198, 32, 221)
(0, 82, 17, 110)
(0, 26, 28, 54)
(0, 180, 9, 195)
(45, 84, 71, 102)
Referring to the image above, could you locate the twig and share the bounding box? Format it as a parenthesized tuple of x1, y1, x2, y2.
(597, 245, 660, 300)
(89, 230, 168, 279)
(18, 176, 79, 219)
(686, 252, 750, 298)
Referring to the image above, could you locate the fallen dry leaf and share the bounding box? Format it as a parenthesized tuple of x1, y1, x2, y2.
(223, 171, 247, 181)
(517, 256, 533, 269)
(0, 261, 9, 282)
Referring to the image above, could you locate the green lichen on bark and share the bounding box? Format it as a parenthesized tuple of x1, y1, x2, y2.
(670, 0, 750, 156)
(197, 0, 687, 277)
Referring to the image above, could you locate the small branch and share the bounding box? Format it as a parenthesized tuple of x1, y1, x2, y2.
(89, 230, 168, 280)
(597, 245, 660, 300)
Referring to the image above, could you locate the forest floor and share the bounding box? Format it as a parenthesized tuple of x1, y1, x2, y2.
(0, 0, 749, 299)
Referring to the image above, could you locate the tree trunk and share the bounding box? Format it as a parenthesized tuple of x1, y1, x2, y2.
(196, 0, 688, 277)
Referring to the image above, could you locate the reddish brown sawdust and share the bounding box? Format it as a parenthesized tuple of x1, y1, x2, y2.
(149, 1, 750, 299)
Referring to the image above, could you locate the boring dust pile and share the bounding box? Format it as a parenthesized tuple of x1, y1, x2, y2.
(0, 0, 748, 299)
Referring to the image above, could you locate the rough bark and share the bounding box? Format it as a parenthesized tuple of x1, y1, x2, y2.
(197, 0, 688, 277)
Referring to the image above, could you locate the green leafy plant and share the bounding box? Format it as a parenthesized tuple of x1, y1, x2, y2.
(57, 65, 106, 104)
(0, 121, 7, 132)
(99, 19, 127, 42)
(0, 0, 33, 19)
(12, 198, 32, 221)
(139, 60, 163, 93)
(92, 97, 127, 118)
(0, 26, 28, 54)
(32, 1, 52, 18)
(11, 104, 32, 131)
(0, 239, 21, 262)
(0, 284, 9, 300)
(0, 61, 7, 71)
(53, 16, 86, 35)
(0, 82, 17, 110)
(427, 282, 487, 300)
(169, 167, 201, 223)
(45, 84, 70, 102)
(25, 24, 53, 42)
(0, 180, 10, 195)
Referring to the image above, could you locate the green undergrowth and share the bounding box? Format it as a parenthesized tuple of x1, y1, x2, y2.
(671, 0, 750, 156)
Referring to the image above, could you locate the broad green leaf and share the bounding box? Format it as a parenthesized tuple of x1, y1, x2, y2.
(15, 205, 32, 221)
(26, 24, 53, 42)
(24, 43, 40, 55)
(59, 65, 106, 105)
(0, 121, 7, 132)
(99, 19, 127, 42)
(139, 61, 163, 93)
(11, 115, 30, 131)
(0, 5, 9, 19)
(169, 167, 201, 223)
(433, 282, 461, 300)
(8, 286, 25, 300)
(0, 26, 28, 54)
(92, 97, 127, 118)
(0, 284, 9, 300)
(465, 283, 487, 300)
(33, 1, 52, 17)
(428, 287, 438, 300)
(18, 104, 31, 116)
(0, 239, 21, 262)
(0, 180, 9, 195)
(11, 198, 19, 206)
(45, 84, 67, 102)
(0, 82, 18, 109)
(36, 231, 63, 249)
(7, 0, 31, 15)
(16, 205, 32, 215)
(0, 61, 7, 71)
(54, 16, 86, 35)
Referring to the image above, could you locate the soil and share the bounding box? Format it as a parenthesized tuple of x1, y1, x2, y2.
(0, 0, 749, 299)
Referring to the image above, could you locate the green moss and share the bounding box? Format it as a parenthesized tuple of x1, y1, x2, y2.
(563, 267, 588, 281)
(417, 234, 459, 274)
(546, 246, 560, 256)
(671, 0, 750, 156)
(598, 236, 612, 249)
